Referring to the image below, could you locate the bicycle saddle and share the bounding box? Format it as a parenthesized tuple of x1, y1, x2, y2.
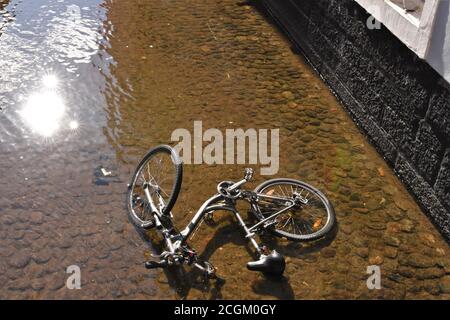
(246, 250, 285, 276)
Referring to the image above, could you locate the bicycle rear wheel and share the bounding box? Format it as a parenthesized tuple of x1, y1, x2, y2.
(252, 178, 335, 241)
(127, 145, 183, 228)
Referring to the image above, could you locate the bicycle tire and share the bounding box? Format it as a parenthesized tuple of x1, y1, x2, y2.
(127, 145, 183, 227)
(252, 178, 335, 241)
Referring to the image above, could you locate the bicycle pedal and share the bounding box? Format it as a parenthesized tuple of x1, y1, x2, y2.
(145, 260, 168, 269)
(204, 261, 217, 279)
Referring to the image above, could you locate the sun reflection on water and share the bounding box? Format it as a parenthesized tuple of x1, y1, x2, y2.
(20, 89, 65, 137)
(19, 74, 74, 138)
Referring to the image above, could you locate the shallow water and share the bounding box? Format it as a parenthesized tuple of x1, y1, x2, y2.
(0, 0, 449, 299)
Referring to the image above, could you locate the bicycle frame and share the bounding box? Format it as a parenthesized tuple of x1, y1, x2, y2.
(144, 183, 295, 257)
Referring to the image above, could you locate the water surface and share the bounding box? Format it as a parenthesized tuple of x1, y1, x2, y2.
(0, 0, 449, 299)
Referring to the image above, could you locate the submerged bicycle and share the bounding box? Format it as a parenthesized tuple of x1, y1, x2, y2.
(127, 145, 335, 278)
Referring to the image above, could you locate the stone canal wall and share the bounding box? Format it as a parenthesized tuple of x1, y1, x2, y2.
(258, 0, 450, 240)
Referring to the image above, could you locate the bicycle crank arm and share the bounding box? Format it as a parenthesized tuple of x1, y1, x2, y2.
(145, 260, 168, 269)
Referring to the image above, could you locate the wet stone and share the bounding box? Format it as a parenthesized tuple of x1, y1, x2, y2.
(394, 198, 410, 211)
(404, 254, 435, 268)
(139, 279, 157, 297)
(366, 221, 386, 231)
(8, 279, 31, 291)
(399, 219, 415, 233)
(286, 163, 299, 173)
(384, 247, 398, 259)
(59, 239, 73, 249)
(354, 247, 369, 258)
(340, 224, 352, 235)
(365, 198, 382, 211)
(420, 233, 437, 247)
(281, 91, 295, 100)
(351, 235, 368, 248)
(321, 248, 336, 258)
(383, 234, 401, 247)
(30, 278, 46, 291)
(439, 276, 450, 293)
(369, 254, 384, 265)
(300, 134, 313, 143)
(30, 211, 44, 224)
(387, 273, 402, 283)
(364, 228, 383, 238)
(349, 193, 361, 201)
(416, 268, 445, 280)
(48, 273, 66, 291)
(1, 215, 16, 226)
(32, 252, 52, 264)
(397, 267, 415, 278)
(387, 209, 405, 221)
(9, 252, 31, 269)
(338, 186, 351, 196)
(424, 280, 441, 296)
(354, 208, 369, 215)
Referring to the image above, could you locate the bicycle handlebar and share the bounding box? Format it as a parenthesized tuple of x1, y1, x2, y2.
(227, 168, 254, 192)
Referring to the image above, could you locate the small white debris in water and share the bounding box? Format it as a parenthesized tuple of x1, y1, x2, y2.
(101, 168, 112, 176)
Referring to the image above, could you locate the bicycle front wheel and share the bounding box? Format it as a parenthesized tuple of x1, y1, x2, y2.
(252, 178, 335, 241)
(127, 145, 183, 228)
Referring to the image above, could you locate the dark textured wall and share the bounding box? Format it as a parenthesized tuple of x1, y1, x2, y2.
(258, 0, 450, 240)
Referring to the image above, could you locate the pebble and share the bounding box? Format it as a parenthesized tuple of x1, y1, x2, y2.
(354, 247, 369, 258)
(321, 248, 336, 258)
(387, 209, 405, 221)
(420, 233, 436, 247)
(383, 234, 401, 247)
(354, 208, 369, 214)
(397, 267, 415, 278)
(439, 276, 450, 293)
(384, 247, 398, 259)
(286, 162, 299, 173)
(366, 221, 386, 230)
(281, 91, 295, 100)
(399, 219, 415, 233)
(416, 268, 445, 280)
(32, 252, 52, 264)
(30, 211, 44, 224)
(2, 215, 15, 225)
(9, 252, 31, 269)
(369, 254, 384, 265)
(394, 198, 409, 211)
(365, 198, 381, 211)
(424, 280, 441, 295)
(351, 235, 368, 248)
(405, 253, 435, 268)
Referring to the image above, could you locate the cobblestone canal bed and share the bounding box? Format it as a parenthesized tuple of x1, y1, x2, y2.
(0, 0, 449, 299)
